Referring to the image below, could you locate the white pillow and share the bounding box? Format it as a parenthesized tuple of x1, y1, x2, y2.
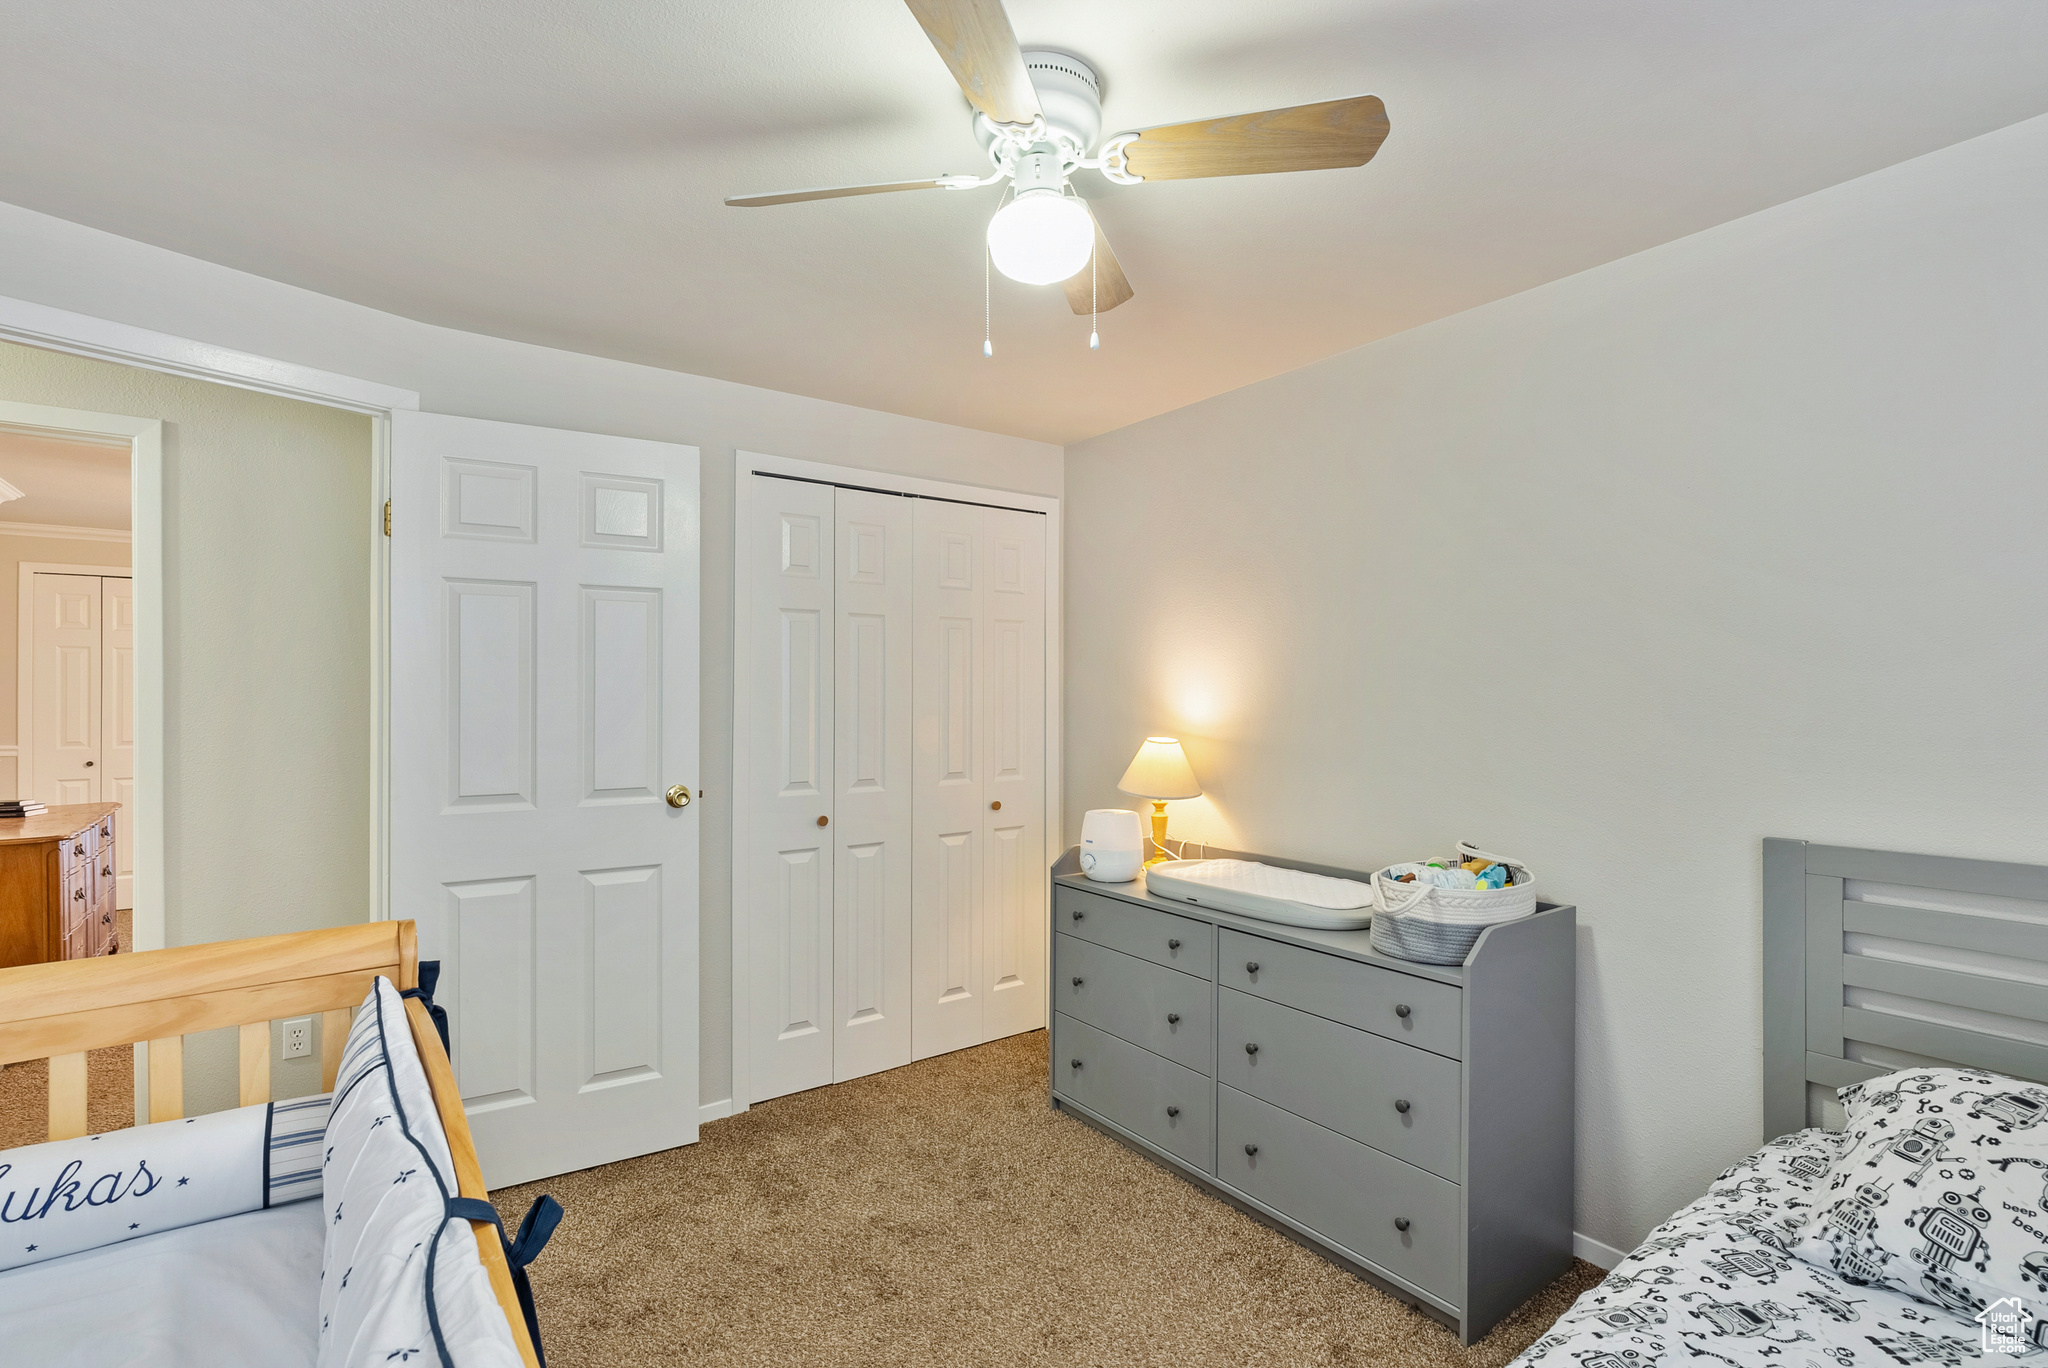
(1791, 1065, 2048, 1332)
(0, 1091, 329, 1272)
(318, 976, 523, 1368)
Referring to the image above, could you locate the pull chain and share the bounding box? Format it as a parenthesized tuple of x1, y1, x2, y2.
(1089, 240, 1099, 351)
(983, 246, 993, 358)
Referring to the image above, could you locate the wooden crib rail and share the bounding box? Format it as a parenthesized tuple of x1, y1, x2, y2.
(0, 921, 416, 1138)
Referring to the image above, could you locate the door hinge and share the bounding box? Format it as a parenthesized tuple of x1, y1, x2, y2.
(383, 499, 391, 536)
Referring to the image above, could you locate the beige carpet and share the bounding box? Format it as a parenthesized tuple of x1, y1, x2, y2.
(0, 909, 136, 1148)
(494, 1031, 1604, 1368)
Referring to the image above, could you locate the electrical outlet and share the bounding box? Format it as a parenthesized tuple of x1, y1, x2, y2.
(281, 1017, 313, 1060)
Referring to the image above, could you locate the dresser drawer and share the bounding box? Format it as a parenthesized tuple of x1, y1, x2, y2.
(1053, 1013, 1214, 1173)
(1217, 987, 1461, 1180)
(1217, 1084, 1461, 1305)
(1056, 934, 1214, 1074)
(1057, 886, 1214, 979)
(62, 866, 89, 932)
(1218, 928, 1461, 1058)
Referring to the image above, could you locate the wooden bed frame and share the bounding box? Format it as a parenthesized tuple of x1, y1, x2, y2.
(1763, 837, 2048, 1142)
(0, 920, 541, 1368)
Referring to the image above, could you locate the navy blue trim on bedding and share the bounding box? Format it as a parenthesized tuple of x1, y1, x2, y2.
(448, 1195, 562, 1368)
(260, 1098, 274, 1208)
(264, 1094, 328, 1207)
(367, 978, 464, 1368)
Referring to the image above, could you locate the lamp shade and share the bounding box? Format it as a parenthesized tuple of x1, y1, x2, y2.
(1116, 737, 1201, 801)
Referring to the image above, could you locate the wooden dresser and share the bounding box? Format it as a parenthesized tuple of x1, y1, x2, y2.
(1049, 846, 1576, 1345)
(0, 803, 120, 968)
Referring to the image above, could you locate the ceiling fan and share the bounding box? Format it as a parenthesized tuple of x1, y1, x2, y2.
(725, 0, 1390, 324)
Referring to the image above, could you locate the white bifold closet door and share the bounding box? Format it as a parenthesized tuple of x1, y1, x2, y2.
(741, 473, 1045, 1105)
(910, 499, 1046, 1059)
(391, 411, 701, 1188)
(743, 480, 915, 1100)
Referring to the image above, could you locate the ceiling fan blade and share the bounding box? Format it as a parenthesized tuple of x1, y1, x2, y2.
(725, 178, 954, 208)
(1062, 215, 1134, 315)
(901, 0, 1042, 127)
(1116, 95, 1389, 181)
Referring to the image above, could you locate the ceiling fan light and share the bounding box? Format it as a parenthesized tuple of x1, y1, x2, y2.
(986, 190, 1093, 287)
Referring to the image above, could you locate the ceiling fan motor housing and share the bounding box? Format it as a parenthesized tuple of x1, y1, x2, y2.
(977, 50, 1102, 165)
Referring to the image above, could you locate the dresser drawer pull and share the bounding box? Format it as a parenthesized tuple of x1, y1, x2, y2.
(1071, 976, 1084, 987)
(1070, 1058, 1082, 1069)
(1165, 1106, 1180, 1118)
(102, 865, 112, 877)
(1166, 938, 1181, 949)
(1394, 1217, 1411, 1232)
(1395, 1099, 1411, 1114)
(74, 843, 85, 856)
(1245, 961, 1259, 974)
(1165, 1013, 1180, 1025)
(1244, 1042, 1259, 1056)
(1243, 1143, 1259, 1157)
(1071, 909, 1083, 921)
(1394, 1003, 1412, 1018)
(74, 888, 85, 901)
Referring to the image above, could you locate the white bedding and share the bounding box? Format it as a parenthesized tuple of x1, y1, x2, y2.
(1517, 1129, 2014, 1368)
(1145, 858, 1377, 929)
(0, 1200, 322, 1367)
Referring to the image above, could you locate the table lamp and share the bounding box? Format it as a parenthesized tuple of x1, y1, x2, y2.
(1117, 737, 1201, 867)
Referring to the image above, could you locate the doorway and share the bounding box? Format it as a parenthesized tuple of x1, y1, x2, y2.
(0, 410, 156, 954)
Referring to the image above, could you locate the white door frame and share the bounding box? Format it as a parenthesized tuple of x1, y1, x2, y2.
(730, 450, 1062, 1115)
(0, 295, 420, 940)
(17, 558, 135, 801)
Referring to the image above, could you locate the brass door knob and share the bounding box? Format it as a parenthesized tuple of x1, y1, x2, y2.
(816, 815, 829, 827)
(990, 800, 1001, 811)
(665, 785, 692, 809)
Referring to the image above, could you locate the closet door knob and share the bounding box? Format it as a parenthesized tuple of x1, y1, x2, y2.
(1394, 1003, 1411, 1018)
(990, 800, 1001, 811)
(816, 815, 829, 827)
(1166, 1013, 1180, 1025)
(1071, 976, 1083, 987)
(1394, 1217, 1411, 1232)
(1244, 1143, 1259, 1157)
(1395, 1099, 1411, 1114)
(1245, 961, 1260, 974)
(1167, 938, 1181, 949)
(1244, 1042, 1259, 1056)
(1166, 1106, 1180, 1118)
(665, 785, 692, 808)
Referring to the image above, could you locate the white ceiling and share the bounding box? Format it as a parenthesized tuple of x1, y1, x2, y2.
(0, 429, 131, 531)
(2, 2, 2045, 444)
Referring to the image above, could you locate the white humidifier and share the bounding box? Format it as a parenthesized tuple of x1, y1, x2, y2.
(1079, 809, 1144, 883)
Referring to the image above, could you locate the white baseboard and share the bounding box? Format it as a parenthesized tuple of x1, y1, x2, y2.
(1574, 1231, 1627, 1270)
(699, 1098, 735, 1124)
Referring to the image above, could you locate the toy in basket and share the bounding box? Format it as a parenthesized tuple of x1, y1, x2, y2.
(1370, 842, 1536, 965)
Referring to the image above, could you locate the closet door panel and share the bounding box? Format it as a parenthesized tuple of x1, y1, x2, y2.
(980, 509, 1047, 1041)
(912, 499, 985, 1059)
(32, 574, 102, 807)
(833, 489, 914, 1082)
(744, 478, 836, 1102)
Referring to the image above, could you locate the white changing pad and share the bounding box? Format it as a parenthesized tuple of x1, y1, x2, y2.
(1145, 859, 1376, 930)
(0, 1200, 322, 1367)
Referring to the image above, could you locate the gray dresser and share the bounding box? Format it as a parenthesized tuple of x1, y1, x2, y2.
(1048, 847, 1575, 1344)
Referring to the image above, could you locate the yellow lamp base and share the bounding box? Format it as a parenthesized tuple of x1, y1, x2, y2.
(1144, 799, 1174, 866)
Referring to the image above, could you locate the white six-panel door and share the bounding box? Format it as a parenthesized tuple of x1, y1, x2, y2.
(391, 411, 700, 1187)
(977, 507, 1046, 1043)
(31, 573, 102, 807)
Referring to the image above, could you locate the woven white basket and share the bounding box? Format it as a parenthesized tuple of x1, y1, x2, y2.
(1372, 843, 1536, 925)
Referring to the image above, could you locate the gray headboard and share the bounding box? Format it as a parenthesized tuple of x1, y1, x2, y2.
(1764, 838, 2048, 1141)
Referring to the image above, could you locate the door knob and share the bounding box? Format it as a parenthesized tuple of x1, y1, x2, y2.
(990, 800, 1001, 811)
(84, 760, 94, 768)
(816, 815, 829, 827)
(665, 785, 692, 808)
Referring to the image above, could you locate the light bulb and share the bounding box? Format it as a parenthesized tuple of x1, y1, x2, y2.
(986, 190, 1094, 286)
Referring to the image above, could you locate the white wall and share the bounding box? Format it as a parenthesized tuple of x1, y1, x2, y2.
(1063, 113, 2048, 1253)
(0, 201, 1063, 1109)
